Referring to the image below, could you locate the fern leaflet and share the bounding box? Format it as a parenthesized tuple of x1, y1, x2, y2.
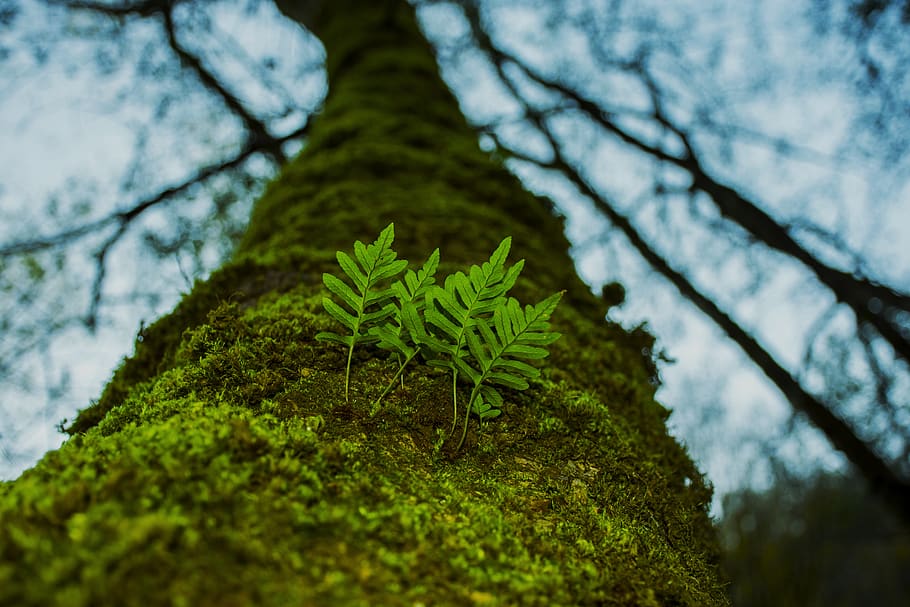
(456, 291, 564, 449)
(316, 223, 407, 402)
(316, 228, 564, 451)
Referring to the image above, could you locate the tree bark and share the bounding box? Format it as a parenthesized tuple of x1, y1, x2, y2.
(0, 1, 728, 604)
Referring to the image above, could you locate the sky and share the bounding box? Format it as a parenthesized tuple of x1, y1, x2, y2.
(1, 0, 908, 514)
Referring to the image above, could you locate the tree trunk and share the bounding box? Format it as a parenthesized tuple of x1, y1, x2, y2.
(0, 1, 728, 604)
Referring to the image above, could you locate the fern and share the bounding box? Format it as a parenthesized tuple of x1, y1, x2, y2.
(455, 291, 563, 449)
(316, 223, 408, 402)
(368, 248, 440, 410)
(316, 229, 563, 451)
(418, 237, 524, 435)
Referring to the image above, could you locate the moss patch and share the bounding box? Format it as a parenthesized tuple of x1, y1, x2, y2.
(3, 284, 724, 605)
(3, 288, 724, 605)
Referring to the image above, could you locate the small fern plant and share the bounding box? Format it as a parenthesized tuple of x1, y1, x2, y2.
(316, 223, 408, 402)
(318, 226, 563, 449)
(418, 237, 524, 436)
(368, 247, 440, 412)
(454, 292, 563, 449)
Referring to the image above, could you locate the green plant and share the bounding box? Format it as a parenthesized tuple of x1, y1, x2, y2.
(319, 228, 563, 449)
(454, 292, 563, 449)
(411, 237, 522, 435)
(368, 247, 440, 412)
(316, 223, 408, 402)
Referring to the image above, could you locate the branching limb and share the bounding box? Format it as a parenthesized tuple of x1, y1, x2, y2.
(160, 5, 288, 164)
(457, 0, 910, 523)
(0, 122, 309, 328)
(457, 0, 910, 366)
(1, 122, 303, 259)
(46, 0, 181, 18)
(53, 0, 291, 164)
(504, 128, 910, 526)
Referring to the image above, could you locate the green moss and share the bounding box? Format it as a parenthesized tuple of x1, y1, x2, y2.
(3, 275, 724, 605)
(66, 257, 315, 434)
(4, 0, 727, 603)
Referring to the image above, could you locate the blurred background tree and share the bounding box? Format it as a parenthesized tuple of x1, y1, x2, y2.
(721, 468, 910, 606)
(1, 0, 908, 602)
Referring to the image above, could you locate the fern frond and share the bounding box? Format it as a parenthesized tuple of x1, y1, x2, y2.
(316, 223, 407, 402)
(315, 227, 563, 450)
(471, 385, 503, 421)
(419, 237, 524, 434)
(369, 248, 440, 410)
(456, 290, 564, 449)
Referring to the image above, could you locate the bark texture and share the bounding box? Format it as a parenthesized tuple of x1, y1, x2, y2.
(0, 1, 728, 604)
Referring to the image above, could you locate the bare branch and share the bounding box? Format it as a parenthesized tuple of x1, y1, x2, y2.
(548, 62, 910, 364)
(160, 6, 287, 164)
(85, 220, 128, 331)
(47, 0, 183, 18)
(506, 132, 910, 526)
(456, 0, 910, 367)
(1, 120, 308, 332)
(1, 121, 307, 258)
(458, 0, 910, 525)
(55, 0, 291, 163)
(0, 216, 116, 257)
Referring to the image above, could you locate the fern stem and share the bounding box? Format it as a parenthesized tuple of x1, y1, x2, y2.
(344, 341, 355, 403)
(372, 349, 419, 413)
(449, 370, 459, 437)
(456, 382, 483, 450)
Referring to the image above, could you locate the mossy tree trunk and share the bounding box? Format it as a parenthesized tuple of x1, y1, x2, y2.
(0, 1, 728, 605)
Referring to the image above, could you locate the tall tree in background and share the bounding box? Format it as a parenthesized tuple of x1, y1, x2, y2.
(1, 1, 907, 514)
(0, 1, 727, 604)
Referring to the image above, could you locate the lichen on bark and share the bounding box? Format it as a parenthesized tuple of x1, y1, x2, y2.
(0, 1, 728, 605)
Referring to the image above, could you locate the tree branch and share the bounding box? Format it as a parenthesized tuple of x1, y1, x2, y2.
(458, 0, 910, 525)
(503, 134, 910, 527)
(505, 49, 910, 366)
(47, 0, 183, 18)
(1, 122, 308, 327)
(1, 122, 308, 258)
(56, 0, 290, 163)
(160, 5, 287, 164)
(455, 0, 910, 365)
